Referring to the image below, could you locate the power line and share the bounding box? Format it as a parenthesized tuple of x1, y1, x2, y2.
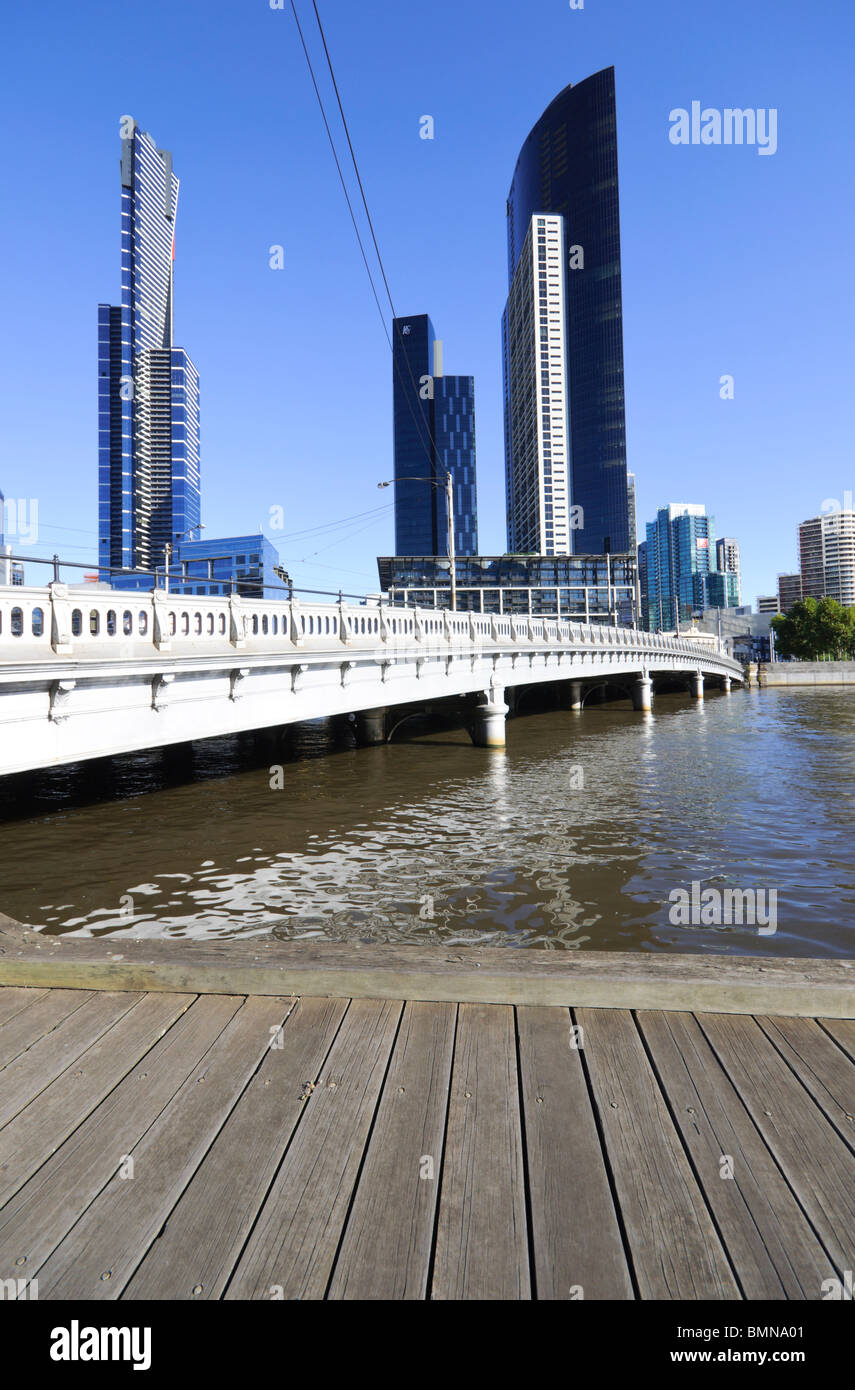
(289, 0, 392, 353)
(296, 1, 447, 533)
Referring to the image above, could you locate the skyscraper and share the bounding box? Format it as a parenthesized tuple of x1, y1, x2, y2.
(642, 504, 715, 630)
(392, 315, 477, 557)
(98, 120, 200, 580)
(626, 472, 637, 551)
(799, 511, 855, 605)
(504, 67, 629, 555)
(715, 537, 741, 604)
(503, 215, 572, 555)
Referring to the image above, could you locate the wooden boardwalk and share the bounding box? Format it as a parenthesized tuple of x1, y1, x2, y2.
(1, 980, 854, 1300)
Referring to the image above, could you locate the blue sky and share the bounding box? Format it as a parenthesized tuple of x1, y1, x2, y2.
(1, 0, 852, 606)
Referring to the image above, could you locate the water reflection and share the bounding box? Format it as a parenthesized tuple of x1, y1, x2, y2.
(1, 689, 854, 956)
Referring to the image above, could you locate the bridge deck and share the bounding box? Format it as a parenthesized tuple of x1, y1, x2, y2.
(1, 924, 853, 1299)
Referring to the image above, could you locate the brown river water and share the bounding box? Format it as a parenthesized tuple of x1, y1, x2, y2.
(0, 686, 853, 957)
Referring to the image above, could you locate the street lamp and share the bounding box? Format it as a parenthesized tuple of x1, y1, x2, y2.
(163, 524, 205, 595)
(377, 472, 456, 611)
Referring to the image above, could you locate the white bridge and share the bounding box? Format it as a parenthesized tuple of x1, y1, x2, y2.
(0, 583, 745, 775)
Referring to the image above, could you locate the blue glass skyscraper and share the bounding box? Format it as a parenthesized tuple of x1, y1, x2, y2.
(643, 504, 715, 630)
(505, 67, 629, 555)
(392, 315, 478, 557)
(98, 121, 200, 579)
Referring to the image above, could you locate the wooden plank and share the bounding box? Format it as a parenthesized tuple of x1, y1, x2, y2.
(699, 1012, 855, 1278)
(2, 917, 854, 1015)
(431, 1003, 530, 1300)
(35, 995, 293, 1299)
(577, 1008, 739, 1299)
(0, 987, 48, 1030)
(225, 998, 403, 1301)
(0, 993, 139, 1128)
(124, 996, 348, 1300)
(327, 1001, 457, 1300)
(517, 1005, 633, 1300)
(757, 1016, 855, 1149)
(639, 1010, 837, 1298)
(0, 993, 194, 1207)
(0, 995, 242, 1279)
(0, 990, 94, 1069)
(819, 1017, 855, 1063)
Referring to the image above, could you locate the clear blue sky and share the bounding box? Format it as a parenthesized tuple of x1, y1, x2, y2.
(1, 0, 853, 605)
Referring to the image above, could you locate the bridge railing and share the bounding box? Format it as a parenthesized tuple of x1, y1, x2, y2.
(0, 583, 736, 668)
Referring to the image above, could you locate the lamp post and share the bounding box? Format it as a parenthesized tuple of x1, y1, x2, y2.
(377, 472, 456, 611)
(163, 524, 205, 595)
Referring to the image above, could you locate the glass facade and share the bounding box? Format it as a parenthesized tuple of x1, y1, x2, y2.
(377, 553, 637, 622)
(392, 315, 478, 557)
(110, 534, 282, 599)
(505, 67, 629, 555)
(98, 122, 201, 579)
(435, 376, 478, 556)
(642, 504, 719, 630)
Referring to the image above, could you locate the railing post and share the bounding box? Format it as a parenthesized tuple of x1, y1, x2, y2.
(152, 592, 171, 652)
(48, 582, 73, 655)
(229, 593, 246, 649)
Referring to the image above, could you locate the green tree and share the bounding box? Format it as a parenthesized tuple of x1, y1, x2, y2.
(771, 596, 855, 660)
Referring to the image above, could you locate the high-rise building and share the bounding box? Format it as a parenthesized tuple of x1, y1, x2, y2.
(777, 572, 802, 612)
(642, 504, 715, 630)
(799, 511, 855, 606)
(705, 570, 740, 609)
(504, 67, 629, 555)
(627, 472, 637, 552)
(757, 595, 780, 615)
(715, 537, 741, 604)
(98, 120, 201, 580)
(503, 214, 572, 554)
(392, 315, 477, 558)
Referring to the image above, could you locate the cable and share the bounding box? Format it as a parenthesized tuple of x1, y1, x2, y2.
(289, 0, 392, 353)
(296, 0, 448, 529)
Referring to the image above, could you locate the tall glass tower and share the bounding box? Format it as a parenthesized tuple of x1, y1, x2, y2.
(504, 67, 629, 556)
(392, 315, 478, 557)
(98, 121, 200, 579)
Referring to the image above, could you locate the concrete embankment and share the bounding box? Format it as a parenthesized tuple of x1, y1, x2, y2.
(758, 660, 855, 686)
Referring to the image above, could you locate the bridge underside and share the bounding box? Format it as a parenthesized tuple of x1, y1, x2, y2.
(0, 647, 742, 776)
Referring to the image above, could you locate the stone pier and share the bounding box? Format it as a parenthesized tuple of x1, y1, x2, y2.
(472, 687, 509, 748)
(355, 707, 388, 745)
(632, 676, 653, 712)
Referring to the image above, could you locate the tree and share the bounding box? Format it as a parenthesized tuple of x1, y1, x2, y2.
(771, 596, 855, 660)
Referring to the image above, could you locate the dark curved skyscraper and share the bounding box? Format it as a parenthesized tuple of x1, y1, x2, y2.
(504, 66, 629, 555)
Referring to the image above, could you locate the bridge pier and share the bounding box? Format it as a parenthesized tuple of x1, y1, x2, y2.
(631, 676, 653, 712)
(690, 671, 704, 700)
(355, 707, 388, 746)
(569, 681, 583, 711)
(721, 675, 732, 694)
(472, 687, 509, 748)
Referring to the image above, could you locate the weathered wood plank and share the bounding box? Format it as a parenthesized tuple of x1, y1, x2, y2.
(517, 1005, 633, 1300)
(0, 993, 193, 1207)
(577, 1008, 739, 1299)
(432, 1003, 530, 1300)
(757, 1016, 855, 1150)
(327, 1001, 457, 1300)
(124, 996, 348, 1300)
(1, 918, 854, 1016)
(639, 1010, 836, 1298)
(699, 1012, 855, 1279)
(224, 998, 402, 1301)
(0, 990, 95, 1070)
(819, 1017, 855, 1063)
(0, 987, 48, 1030)
(0, 993, 139, 1128)
(33, 996, 292, 1299)
(0, 995, 242, 1278)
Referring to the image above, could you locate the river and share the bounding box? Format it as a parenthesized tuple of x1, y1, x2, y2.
(1, 685, 853, 957)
